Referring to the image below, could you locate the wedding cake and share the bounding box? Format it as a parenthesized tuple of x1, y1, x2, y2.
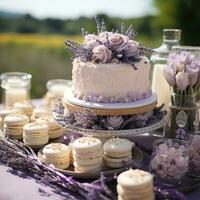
(58, 18, 165, 131)
(65, 19, 152, 103)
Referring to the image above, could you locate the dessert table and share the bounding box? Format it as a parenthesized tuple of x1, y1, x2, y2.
(0, 100, 200, 200)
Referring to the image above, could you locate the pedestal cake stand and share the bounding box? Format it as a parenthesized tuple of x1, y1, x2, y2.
(52, 91, 165, 140)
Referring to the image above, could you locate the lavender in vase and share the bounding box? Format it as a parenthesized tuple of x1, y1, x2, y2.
(163, 51, 200, 138)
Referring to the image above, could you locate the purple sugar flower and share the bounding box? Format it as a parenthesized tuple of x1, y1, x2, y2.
(163, 65, 176, 87)
(175, 72, 189, 91)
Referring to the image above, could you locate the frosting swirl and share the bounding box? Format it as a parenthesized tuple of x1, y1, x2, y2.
(92, 45, 112, 63)
(83, 34, 99, 49)
(107, 116, 124, 130)
(108, 33, 129, 51)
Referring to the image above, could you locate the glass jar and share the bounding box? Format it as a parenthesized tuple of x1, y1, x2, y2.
(150, 29, 181, 108)
(150, 138, 189, 186)
(0, 72, 32, 108)
(45, 79, 72, 109)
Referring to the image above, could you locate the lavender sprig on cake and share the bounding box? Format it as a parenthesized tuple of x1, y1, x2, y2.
(65, 17, 152, 67)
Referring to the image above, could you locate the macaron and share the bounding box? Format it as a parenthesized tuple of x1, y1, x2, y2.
(103, 138, 134, 168)
(42, 143, 70, 169)
(72, 137, 103, 173)
(117, 169, 154, 200)
(0, 108, 20, 120)
(23, 122, 49, 148)
(37, 117, 64, 139)
(14, 101, 34, 118)
(31, 108, 50, 122)
(103, 138, 134, 158)
(4, 113, 29, 139)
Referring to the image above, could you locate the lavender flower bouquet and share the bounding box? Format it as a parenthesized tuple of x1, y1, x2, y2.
(163, 51, 200, 138)
(65, 17, 152, 68)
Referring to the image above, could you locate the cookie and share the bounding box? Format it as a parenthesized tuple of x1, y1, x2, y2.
(103, 138, 134, 158)
(14, 101, 34, 118)
(37, 118, 64, 139)
(72, 137, 103, 173)
(42, 143, 70, 169)
(23, 122, 49, 147)
(0, 108, 19, 120)
(31, 108, 50, 122)
(117, 169, 154, 200)
(4, 113, 29, 139)
(72, 137, 102, 154)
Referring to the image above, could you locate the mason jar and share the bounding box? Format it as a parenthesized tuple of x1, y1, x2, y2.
(1, 72, 32, 108)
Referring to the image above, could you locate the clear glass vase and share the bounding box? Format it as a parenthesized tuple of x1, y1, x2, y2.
(164, 93, 199, 138)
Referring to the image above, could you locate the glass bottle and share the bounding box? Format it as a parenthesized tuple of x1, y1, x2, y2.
(0, 72, 32, 108)
(150, 29, 181, 109)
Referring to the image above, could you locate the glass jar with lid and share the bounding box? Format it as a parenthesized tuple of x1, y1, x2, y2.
(45, 79, 72, 109)
(0, 72, 32, 108)
(150, 29, 181, 108)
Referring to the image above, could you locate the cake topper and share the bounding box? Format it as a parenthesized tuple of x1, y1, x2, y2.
(65, 17, 152, 69)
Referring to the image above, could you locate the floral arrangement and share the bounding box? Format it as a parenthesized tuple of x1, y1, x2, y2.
(53, 102, 165, 130)
(65, 17, 152, 68)
(163, 51, 200, 137)
(163, 51, 200, 96)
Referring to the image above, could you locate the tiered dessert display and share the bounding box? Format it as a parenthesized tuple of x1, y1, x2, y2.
(53, 18, 165, 138)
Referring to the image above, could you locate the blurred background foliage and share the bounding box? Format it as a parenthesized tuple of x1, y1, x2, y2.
(0, 0, 199, 100)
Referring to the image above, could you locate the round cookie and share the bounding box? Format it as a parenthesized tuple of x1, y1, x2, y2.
(42, 143, 70, 169)
(117, 169, 153, 189)
(31, 108, 50, 122)
(103, 138, 134, 158)
(37, 118, 64, 139)
(72, 137, 102, 154)
(14, 101, 34, 117)
(0, 108, 19, 119)
(4, 113, 29, 126)
(23, 122, 49, 147)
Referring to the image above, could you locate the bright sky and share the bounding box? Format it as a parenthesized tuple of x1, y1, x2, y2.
(0, 0, 156, 19)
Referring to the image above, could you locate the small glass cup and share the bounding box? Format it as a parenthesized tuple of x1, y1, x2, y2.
(150, 138, 189, 186)
(45, 79, 72, 109)
(0, 72, 32, 108)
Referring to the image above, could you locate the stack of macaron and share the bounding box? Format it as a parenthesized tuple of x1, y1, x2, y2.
(42, 143, 70, 169)
(37, 117, 64, 139)
(31, 108, 50, 122)
(14, 101, 34, 118)
(117, 169, 154, 200)
(23, 122, 49, 148)
(72, 137, 103, 173)
(4, 113, 29, 140)
(103, 138, 134, 168)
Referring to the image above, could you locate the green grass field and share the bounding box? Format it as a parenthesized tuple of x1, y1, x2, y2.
(0, 33, 161, 101)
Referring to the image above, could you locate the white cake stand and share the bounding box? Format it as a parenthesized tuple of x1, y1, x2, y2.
(63, 90, 158, 116)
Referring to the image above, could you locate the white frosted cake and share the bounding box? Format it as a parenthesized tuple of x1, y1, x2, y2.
(72, 56, 151, 103)
(65, 21, 153, 104)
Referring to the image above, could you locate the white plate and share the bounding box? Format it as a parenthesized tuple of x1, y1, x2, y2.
(64, 90, 157, 110)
